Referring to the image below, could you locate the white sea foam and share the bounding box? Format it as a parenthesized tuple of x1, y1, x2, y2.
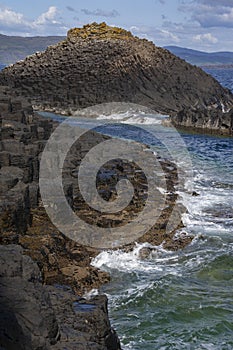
(91, 243, 184, 275)
(97, 112, 168, 125)
(97, 111, 132, 121)
(177, 165, 233, 238)
(83, 288, 99, 299)
(121, 116, 163, 125)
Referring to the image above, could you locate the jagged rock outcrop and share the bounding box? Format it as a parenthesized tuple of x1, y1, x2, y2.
(0, 84, 192, 252)
(0, 87, 56, 235)
(0, 22, 232, 135)
(0, 86, 111, 294)
(171, 105, 233, 135)
(0, 245, 121, 350)
(0, 244, 59, 350)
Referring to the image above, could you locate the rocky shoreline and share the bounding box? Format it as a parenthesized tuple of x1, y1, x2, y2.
(0, 88, 120, 349)
(171, 105, 233, 136)
(0, 85, 193, 348)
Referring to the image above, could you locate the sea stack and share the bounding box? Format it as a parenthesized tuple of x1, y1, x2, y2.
(0, 22, 232, 134)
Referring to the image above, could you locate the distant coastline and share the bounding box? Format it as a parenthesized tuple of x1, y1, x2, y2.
(201, 64, 233, 69)
(165, 45, 233, 67)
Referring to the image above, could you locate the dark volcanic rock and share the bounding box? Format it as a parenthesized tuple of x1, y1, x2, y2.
(171, 105, 233, 136)
(0, 245, 59, 350)
(0, 88, 56, 236)
(0, 86, 110, 295)
(0, 245, 121, 350)
(0, 22, 232, 135)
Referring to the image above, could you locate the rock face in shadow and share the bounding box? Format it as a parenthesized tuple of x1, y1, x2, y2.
(0, 22, 232, 135)
(0, 86, 111, 295)
(0, 87, 122, 349)
(171, 106, 233, 136)
(0, 86, 55, 235)
(0, 245, 121, 350)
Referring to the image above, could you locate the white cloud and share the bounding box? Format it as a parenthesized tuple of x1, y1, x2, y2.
(193, 33, 218, 44)
(193, 6, 233, 28)
(216, 7, 233, 26)
(167, 1, 233, 50)
(160, 29, 180, 43)
(130, 26, 140, 31)
(129, 25, 180, 45)
(35, 6, 59, 25)
(0, 6, 66, 35)
(0, 7, 26, 27)
(160, 18, 228, 51)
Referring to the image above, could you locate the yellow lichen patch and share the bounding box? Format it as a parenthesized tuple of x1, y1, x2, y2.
(67, 22, 133, 41)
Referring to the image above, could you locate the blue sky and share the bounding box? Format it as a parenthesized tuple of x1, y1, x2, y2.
(0, 0, 233, 51)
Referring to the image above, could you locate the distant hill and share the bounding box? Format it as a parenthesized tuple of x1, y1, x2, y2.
(164, 46, 233, 67)
(0, 34, 64, 66)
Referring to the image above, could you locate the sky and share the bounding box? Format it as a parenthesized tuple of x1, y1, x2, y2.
(0, 0, 233, 52)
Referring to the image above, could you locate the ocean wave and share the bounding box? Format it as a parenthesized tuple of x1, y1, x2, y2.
(91, 243, 177, 274)
(97, 111, 168, 125)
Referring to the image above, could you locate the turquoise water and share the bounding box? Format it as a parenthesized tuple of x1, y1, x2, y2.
(40, 68, 233, 349)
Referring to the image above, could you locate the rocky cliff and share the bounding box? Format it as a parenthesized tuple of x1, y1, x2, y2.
(0, 84, 193, 349)
(171, 105, 233, 135)
(0, 245, 121, 350)
(0, 87, 122, 350)
(0, 22, 232, 135)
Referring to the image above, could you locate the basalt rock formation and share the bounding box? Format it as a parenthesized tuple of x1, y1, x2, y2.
(0, 245, 121, 350)
(0, 85, 193, 350)
(0, 87, 122, 350)
(0, 22, 232, 135)
(0, 85, 191, 254)
(171, 105, 233, 135)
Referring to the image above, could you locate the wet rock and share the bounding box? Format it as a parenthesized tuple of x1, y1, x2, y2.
(138, 247, 153, 259)
(192, 191, 199, 196)
(0, 245, 121, 350)
(172, 105, 233, 136)
(50, 290, 121, 350)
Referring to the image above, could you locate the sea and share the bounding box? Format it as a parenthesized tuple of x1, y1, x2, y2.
(40, 68, 233, 350)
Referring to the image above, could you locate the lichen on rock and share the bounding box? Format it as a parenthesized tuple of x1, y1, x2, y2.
(67, 22, 133, 42)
